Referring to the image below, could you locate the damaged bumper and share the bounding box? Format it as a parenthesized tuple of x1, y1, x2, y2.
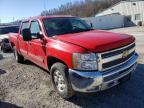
(69, 53, 139, 92)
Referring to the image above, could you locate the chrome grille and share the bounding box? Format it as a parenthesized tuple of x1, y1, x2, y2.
(97, 42, 135, 71)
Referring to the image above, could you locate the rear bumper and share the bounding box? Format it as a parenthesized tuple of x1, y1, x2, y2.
(69, 53, 139, 92)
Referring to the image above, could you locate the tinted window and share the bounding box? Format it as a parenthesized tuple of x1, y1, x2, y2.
(30, 21, 41, 37)
(21, 22, 29, 34)
(0, 26, 19, 35)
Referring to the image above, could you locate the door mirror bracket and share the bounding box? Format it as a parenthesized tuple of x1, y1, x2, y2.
(37, 31, 43, 39)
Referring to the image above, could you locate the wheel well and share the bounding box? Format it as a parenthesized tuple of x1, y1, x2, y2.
(47, 56, 67, 71)
(10, 42, 15, 48)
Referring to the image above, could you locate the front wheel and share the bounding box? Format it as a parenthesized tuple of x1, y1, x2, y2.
(50, 63, 74, 99)
(13, 47, 24, 63)
(3, 48, 7, 53)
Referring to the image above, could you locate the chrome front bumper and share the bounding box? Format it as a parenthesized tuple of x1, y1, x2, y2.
(69, 53, 139, 92)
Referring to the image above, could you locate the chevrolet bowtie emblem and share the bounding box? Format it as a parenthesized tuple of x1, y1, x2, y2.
(122, 51, 129, 58)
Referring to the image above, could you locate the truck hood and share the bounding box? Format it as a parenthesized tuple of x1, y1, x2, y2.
(54, 30, 135, 52)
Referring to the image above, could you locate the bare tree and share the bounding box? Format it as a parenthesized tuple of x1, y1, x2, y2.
(41, 0, 122, 17)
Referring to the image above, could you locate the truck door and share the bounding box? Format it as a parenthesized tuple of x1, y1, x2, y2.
(19, 21, 29, 58)
(28, 20, 46, 67)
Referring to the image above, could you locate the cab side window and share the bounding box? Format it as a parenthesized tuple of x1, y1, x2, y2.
(21, 21, 29, 34)
(30, 21, 41, 38)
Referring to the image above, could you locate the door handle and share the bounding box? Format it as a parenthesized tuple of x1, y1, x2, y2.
(26, 42, 31, 45)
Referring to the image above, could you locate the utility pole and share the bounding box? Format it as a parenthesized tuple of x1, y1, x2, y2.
(44, 0, 46, 11)
(43, 0, 47, 16)
(13, 17, 14, 22)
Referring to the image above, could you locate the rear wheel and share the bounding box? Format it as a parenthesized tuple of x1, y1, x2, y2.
(13, 46, 24, 63)
(3, 48, 7, 53)
(1, 46, 7, 53)
(50, 63, 74, 99)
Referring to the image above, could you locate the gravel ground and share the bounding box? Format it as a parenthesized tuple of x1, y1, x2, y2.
(0, 51, 144, 108)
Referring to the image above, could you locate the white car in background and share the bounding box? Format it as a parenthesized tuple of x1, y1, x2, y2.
(0, 26, 19, 51)
(0, 34, 9, 46)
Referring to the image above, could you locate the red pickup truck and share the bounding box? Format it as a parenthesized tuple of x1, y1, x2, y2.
(9, 16, 139, 99)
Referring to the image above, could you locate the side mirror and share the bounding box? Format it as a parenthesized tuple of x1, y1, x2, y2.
(22, 29, 32, 41)
(37, 31, 43, 39)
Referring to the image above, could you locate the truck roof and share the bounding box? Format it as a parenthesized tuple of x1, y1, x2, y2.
(22, 15, 75, 22)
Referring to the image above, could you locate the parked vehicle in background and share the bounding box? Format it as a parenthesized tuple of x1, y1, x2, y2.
(0, 26, 19, 44)
(0, 26, 19, 51)
(0, 26, 19, 35)
(1, 38, 12, 53)
(9, 16, 139, 99)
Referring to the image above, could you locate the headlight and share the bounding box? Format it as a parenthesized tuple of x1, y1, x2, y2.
(72, 53, 97, 71)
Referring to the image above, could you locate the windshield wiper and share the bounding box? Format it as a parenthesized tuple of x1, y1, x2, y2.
(82, 28, 94, 31)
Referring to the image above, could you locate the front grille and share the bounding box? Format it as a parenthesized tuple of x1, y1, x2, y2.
(102, 51, 135, 69)
(101, 43, 135, 59)
(98, 42, 135, 71)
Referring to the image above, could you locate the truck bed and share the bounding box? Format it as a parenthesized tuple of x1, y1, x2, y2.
(9, 33, 19, 47)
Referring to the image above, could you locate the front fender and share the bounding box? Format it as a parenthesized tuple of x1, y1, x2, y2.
(46, 40, 86, 68)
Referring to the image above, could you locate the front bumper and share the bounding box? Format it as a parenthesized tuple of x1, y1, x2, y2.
(69, 53, 139, 92)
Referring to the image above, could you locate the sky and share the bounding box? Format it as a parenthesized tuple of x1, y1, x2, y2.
(0, 0, 83, 23)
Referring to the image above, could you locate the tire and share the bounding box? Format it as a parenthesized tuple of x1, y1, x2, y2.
(1, 46, 7, 53)
(50, 63, 74, 99)
(3, 48, 7, 53)
(13, 46, 24, 63)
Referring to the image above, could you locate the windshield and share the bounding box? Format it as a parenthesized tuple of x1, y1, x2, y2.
(43, 17, 92, 37)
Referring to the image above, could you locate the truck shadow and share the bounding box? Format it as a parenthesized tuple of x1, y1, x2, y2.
(23, 60, 50, 73)
(68, 63, 144, 108)
(0, 69, 6, 75)
(0, 54, 3, 60)
(22, 60, 35, 65)
(0, 101, 23, 108)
